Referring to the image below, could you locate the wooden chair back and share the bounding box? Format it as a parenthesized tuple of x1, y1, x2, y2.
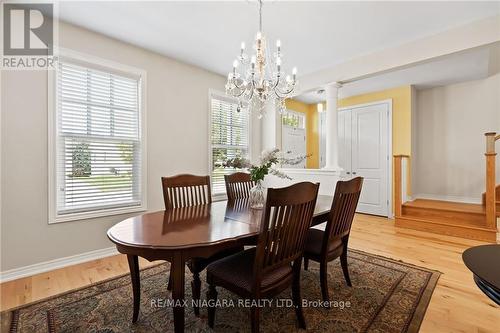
(324, 177, 363, 246)
(224, 172, 255, 200)
(161, 174, 212, 209)
(253, 182, 319, 282)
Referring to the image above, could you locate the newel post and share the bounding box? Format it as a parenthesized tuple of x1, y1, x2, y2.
(394, 155, 403, 217)
(484, 132, 497, 230)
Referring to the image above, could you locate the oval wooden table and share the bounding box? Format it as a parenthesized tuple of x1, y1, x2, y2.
(462, 244, 500, 305)
(107, 195, 333, 333)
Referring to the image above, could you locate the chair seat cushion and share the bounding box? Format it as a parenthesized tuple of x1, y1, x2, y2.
(304, 229, 343, 257)
(188, 245, 244, 273)
(207, 248, 292, 292)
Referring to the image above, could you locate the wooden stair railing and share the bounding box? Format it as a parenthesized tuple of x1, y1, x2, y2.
(484, 132, 499, 233)
(394, 141, 500, 242)
(394, 155, 410, 218)
(481, 185, 500, 205)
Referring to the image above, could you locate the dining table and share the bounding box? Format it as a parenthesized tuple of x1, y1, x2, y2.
(462, 244, 500, 305)
(107, 195, 333, 333)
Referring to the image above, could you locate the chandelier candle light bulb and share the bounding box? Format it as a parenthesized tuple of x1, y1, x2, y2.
(232, 60, 238, 75)
(225, 0, 298, 118)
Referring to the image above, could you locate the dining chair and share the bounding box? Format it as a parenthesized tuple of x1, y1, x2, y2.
(224, 172, 255, 200)
(162, 174, 212, 209)
(303, 177, 363, 302)
(161, 174, 244, 316)
(206, 182, 320, 333)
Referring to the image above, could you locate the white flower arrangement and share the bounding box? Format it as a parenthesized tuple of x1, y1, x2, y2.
(224, 148, 310, 182)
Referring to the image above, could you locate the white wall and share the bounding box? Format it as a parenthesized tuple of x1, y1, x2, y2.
(299, 15, 500, 92)
(414, 73, 500, 202)
(0, 22, 225, 271)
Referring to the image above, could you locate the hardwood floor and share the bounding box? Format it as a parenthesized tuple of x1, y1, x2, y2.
(1, 214, 499, 332)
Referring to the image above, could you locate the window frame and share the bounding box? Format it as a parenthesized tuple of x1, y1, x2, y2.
(48, 49, 147, 224)
(281, 109, 306, 129)
(208, 90, 251, 200)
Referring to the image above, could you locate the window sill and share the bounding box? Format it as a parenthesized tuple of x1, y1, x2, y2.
(49, 204, 147, 224)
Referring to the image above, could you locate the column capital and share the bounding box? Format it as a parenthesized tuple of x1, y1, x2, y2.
(325, 81, 343, 89)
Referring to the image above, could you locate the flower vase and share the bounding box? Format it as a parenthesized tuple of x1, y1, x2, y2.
(249, 181, 266, 209)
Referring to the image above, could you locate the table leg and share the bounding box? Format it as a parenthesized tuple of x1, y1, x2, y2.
(127, 254, 140, 323)
(171, 253, 186, 333)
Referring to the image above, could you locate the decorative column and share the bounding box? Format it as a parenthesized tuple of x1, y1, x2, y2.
(260, 102, 279, 152)
(324, 82, 342, 170)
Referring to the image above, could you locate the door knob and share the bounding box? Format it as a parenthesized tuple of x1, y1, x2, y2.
(352, 172, 357, 175)
(346, 172, 351, 175)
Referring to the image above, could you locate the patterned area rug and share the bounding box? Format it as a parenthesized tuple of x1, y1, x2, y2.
(2, 249, 440, 333)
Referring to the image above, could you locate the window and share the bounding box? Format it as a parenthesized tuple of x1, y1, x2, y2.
(209, 93, 250, 195)
(282, 110, 305, 128)
(49, 53, 146, 222)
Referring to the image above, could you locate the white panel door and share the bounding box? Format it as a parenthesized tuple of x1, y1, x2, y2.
(351, 103, 389, 216)
(282, 126, 306, 168)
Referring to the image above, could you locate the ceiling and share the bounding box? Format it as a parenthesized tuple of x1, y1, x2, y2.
(294, 42, 500, 103)
(55, 1, 500, 77)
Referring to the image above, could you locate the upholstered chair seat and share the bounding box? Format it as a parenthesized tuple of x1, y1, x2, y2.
(207, 248, 293, 294)
(187, 246, 249, 274)
(304, 229, 343, 257)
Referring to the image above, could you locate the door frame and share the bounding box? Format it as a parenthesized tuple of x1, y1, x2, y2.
(338, 99, 393, 218)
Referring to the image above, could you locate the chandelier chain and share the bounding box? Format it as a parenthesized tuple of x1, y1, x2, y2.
(225, 0, 297, 118)
(259, 0, 263, 32)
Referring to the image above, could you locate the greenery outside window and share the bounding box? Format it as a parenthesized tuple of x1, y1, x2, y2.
(209, 93, 250, 195)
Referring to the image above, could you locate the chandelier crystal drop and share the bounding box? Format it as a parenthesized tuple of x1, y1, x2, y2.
(225, 0, 298, 119)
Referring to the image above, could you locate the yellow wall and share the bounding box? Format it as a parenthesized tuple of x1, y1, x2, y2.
(284, 99, 320, 168)
(306, 103, 320, 168)
(286, 85, 413, 174)
(339, 85, 413, 157)
(339, 85, 413, 210)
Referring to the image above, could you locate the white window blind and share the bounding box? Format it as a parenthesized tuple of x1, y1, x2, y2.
(55, 59, 144, 216)
(210, 94, 249, 194)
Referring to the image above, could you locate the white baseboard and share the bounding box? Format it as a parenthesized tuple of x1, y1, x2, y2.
(412, 193, 482, 204)
(0, 247, 119, 283)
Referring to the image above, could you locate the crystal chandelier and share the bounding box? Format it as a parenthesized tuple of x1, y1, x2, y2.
(225, 0, 298, 118)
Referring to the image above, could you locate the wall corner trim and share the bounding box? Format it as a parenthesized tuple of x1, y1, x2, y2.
(0, 247, 119, 283)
